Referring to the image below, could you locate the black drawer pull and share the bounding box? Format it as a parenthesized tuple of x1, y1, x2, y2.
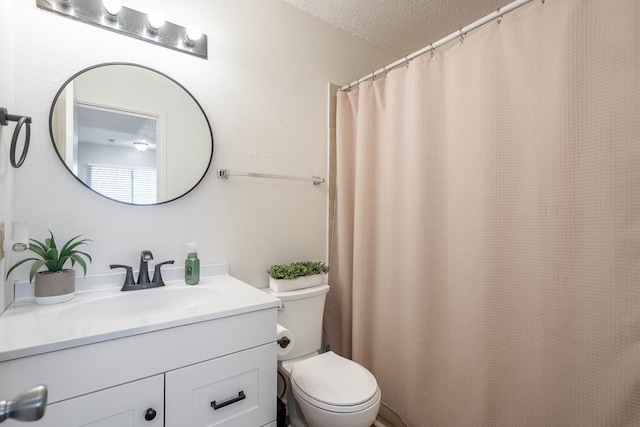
(211, 391, 246, 410)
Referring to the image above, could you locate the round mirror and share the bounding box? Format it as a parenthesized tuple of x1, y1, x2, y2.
(49, 63, 213, 205)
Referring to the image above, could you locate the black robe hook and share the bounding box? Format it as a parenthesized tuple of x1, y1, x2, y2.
(0, 107, 31, 168)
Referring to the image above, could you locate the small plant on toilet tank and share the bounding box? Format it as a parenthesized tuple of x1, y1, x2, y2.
(267, 261, 329, 292)
(6, 231, 92, 304)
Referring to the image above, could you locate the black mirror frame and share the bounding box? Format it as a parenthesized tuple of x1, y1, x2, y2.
(49, 62, 214, 206)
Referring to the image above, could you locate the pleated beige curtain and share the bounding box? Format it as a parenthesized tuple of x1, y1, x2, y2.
(324, 0, 640, 425)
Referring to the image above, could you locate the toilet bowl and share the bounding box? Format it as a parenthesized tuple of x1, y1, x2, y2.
(285, 351, 381, 427)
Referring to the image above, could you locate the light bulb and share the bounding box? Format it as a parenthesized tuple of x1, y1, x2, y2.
(147, 10, 165, 32)
(102, 0, 122, 17)
(133, 141, 149, 152)
(185, 24, 202, 46)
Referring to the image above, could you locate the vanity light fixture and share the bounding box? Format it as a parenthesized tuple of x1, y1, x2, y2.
(147, 10, 165, 34)
(133, 141, 149, 152)
(36, 0, 208, 59)
(185, 24, 202, 46)
(102, 0, 121, 20)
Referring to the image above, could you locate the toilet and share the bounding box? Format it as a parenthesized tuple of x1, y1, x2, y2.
(266, 284, 381, 427)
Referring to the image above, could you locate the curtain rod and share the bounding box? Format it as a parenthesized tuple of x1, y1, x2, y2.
(341, 0, 536, 91)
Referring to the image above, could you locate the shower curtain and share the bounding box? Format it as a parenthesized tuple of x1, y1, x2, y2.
(325, 0, 640, 426)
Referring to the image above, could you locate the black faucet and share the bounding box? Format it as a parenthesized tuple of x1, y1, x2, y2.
(110, 250, 174, 291)
(137, 250, 153, 285)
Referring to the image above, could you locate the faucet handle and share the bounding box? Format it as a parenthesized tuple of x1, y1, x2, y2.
(152, 260, 175, 285)
(110, 264, 135, 290)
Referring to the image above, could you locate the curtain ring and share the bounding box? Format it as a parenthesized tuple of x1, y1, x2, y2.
(459, 29, 465, 43)
(430, 44, 435, 57)
(10, 116, 30, 168)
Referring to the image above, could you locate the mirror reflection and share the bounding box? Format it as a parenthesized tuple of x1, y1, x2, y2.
(50, 63, 213, 205)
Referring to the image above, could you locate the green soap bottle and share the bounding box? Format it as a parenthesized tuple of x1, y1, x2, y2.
(185, 243, 200, 285)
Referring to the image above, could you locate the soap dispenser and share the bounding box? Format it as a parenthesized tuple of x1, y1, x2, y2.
(185, 243, 200, 285)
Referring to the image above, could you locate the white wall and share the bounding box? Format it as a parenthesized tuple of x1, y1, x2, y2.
(6, 0, 394, 291)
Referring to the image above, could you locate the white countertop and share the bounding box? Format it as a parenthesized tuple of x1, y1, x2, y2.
(0, 265, 279, 362)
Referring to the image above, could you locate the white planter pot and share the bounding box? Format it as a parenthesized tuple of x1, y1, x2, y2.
(269, 274, 328, 293)
(34, 269, 76, 305)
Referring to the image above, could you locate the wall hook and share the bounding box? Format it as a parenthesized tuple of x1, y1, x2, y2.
(0, 107, 31, 168)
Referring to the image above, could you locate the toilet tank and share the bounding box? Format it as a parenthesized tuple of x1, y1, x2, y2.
(266, 284, 330, 361)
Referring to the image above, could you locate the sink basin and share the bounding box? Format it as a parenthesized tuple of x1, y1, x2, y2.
(58, 286, 222, 321)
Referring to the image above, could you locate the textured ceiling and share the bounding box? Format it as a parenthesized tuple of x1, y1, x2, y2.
(282, 0, 509, 57)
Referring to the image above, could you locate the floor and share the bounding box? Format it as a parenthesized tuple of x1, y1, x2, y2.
(284, 417, 378, 427)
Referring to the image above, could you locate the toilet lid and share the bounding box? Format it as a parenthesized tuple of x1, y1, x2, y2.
(291, 351, 378, 406)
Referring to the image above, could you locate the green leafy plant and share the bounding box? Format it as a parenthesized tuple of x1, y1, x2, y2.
(267, 261, 329, 280)
(6, 231, 92, 283)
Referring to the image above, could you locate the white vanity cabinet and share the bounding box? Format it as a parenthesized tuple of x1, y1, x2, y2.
(6, 343, 276, 427)
(0, 279, 279, 427)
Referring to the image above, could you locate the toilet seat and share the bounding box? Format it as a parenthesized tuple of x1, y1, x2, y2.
(291, 351, 379, 413)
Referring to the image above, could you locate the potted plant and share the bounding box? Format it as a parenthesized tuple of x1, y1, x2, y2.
(7, 231, 92, 305)
(267, 261, 329, 292)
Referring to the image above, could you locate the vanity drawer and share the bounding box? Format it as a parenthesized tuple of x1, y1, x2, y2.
(165, 343, 276, 427)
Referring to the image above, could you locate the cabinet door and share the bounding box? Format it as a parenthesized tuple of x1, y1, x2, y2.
(4, 375, 164, 427)
(165, 343, 276, 427)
